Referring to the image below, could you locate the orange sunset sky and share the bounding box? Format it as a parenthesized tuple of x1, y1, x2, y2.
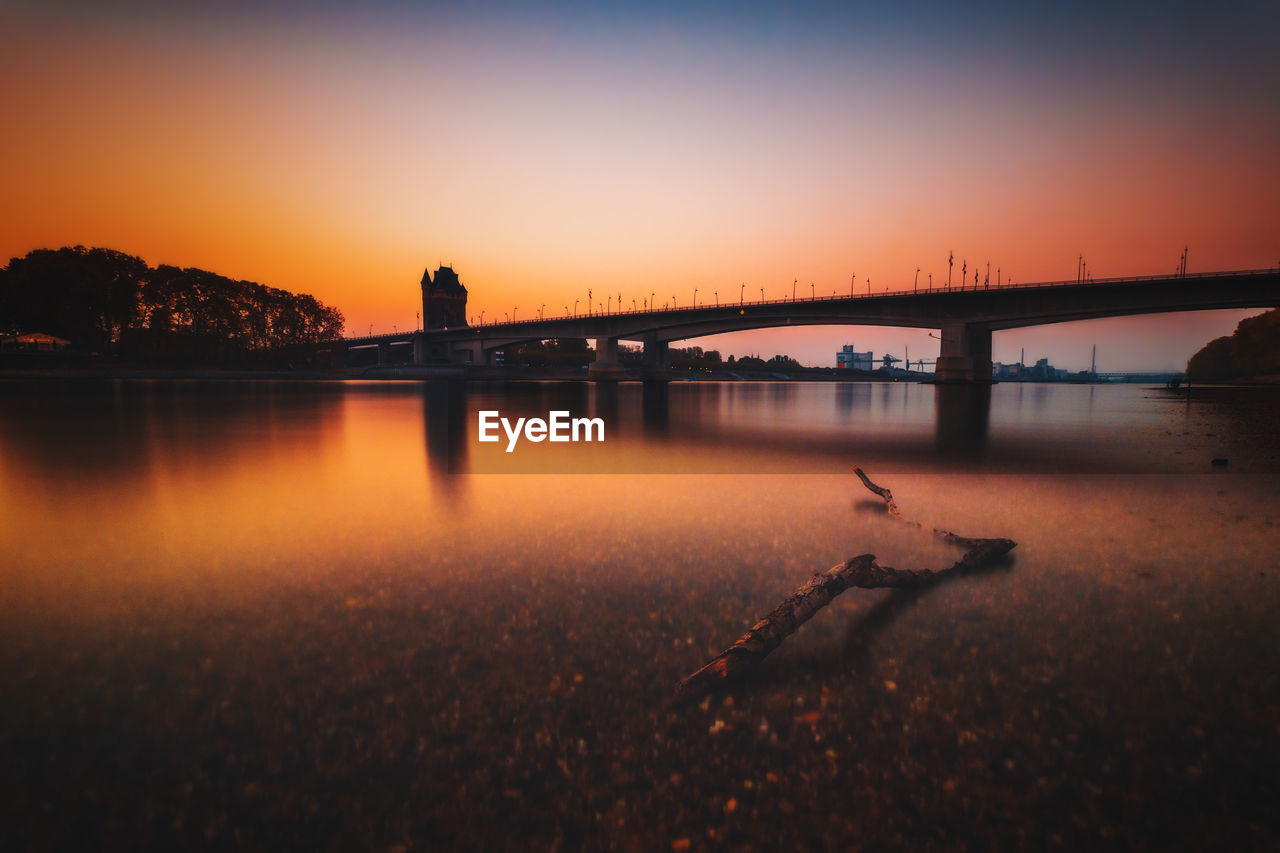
(3, 1, 1278, 370)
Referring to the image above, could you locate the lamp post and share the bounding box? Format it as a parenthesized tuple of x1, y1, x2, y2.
(480, 310, 485, 324)
(693, 288, 698, 307)
(810, 282, 815, 300)
(740, 283, 745, 304)
(588, 289, 593, 316)
(672, 295, 677, 309)
(759, 287, 764, 302)
(866, 278, 871, 296)
(792, 279, 796, 301)
(607, 296, 611, 313)
(714, 291, 718, 306)
(573, 299, 578, 316)
(914, 267, 920, 293)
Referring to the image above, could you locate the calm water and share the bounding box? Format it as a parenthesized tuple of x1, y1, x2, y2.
(2, 379, 1278, 849)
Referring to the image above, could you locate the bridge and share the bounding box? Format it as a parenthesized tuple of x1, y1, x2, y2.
(347, 268, 1279, 383)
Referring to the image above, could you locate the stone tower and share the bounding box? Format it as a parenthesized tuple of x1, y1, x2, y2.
(421, 265, 468, 329)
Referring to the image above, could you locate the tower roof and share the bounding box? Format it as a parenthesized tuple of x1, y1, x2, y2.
(429, 265, 466, 294)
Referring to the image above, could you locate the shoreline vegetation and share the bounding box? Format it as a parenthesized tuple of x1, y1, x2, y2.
(1186, 308, 1280, 383)
(0, 246, 344, 368)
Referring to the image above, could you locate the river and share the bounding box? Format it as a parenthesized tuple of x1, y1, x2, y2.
(1, 379, 1277, 848)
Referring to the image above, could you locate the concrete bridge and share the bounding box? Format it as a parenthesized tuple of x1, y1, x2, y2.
(347, 268, 1279, 382)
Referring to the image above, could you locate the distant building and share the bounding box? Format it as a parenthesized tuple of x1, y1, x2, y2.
(836, 345, 873, 370)
(1026, 358, 1057, 381)
(0, 332, 71, 353)
(422, 265, 468, 329)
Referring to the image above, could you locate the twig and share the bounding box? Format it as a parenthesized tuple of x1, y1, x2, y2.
(673, 470, 1016, 704)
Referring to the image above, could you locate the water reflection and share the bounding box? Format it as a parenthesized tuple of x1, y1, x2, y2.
(423, 379, 468, 486)
(641, 380, 670, 437)
(2, 379, 1278, 849)
(934, 383, 991, 460)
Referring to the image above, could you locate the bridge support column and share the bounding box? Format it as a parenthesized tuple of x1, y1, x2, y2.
(934, 322, 992, 384)
(588, 336, 626, 380)
(413, 335, 427, 365)
(451, 340, 483, 366)
(377, 341, 392, 365)
(642, 335, 669, 382)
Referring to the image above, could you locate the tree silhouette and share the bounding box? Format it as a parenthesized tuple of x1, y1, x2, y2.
(2, 246, 344, 364)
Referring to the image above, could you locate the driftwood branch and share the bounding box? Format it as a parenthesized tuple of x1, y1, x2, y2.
(674, 470, 1016, 704)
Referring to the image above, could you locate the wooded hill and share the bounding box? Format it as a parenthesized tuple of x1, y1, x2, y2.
(1187, 309, 1280, 382)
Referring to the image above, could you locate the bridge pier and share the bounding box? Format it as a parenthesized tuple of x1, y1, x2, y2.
(588, 336, 627, 380)
(642, 335, 669, 381)
(934, 322, 993, 384)
(377, 341, 392, 365)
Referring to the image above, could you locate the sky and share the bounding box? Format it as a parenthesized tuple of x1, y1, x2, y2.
(2, 0, 1278, 370)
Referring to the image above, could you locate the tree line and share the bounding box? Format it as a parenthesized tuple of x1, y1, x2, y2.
(0, 246, 345, 363)
(1186, 308, 1279, 382)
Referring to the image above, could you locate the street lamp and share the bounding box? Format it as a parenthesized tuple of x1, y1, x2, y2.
(694, 288, 698, 307)
(810, 282, 815, 300)
(740, 283, 745, 304)
(759, 287, 764, 302)
(573, 299, 578, 316)
(850, 273, 855, 297)
(914, 267, 920, 293)
(588, 289, 592, 316)
(607, 296, 611, 313)
(714, 291, 719, 306)
(792, 279, 796, 301)
(866, 278, 871, 296)
(672, 294, 677, 309)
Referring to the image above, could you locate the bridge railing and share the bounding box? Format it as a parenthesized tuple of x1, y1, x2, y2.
(458, 266, 1278, 330)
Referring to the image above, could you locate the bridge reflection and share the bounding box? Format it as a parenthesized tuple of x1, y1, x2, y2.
(418, 378, 1277, 477)
(934, 384, 991, 459)
(421, 379, 1002, 475)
